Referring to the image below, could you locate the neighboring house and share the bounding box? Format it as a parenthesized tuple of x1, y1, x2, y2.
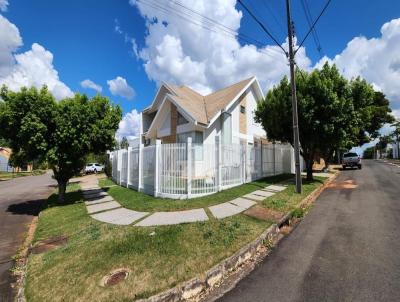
(0, 147, 12, 172)
(391, 142, 399, 159)
(0, 147, 33, 172)
(141, 76, 268, 147)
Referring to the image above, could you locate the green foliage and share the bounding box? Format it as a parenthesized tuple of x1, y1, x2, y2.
(0, 85, 122, 202)
(362, 146, 375, 159)
(255, 62, 393, 179)
(120, 136, 129, 149)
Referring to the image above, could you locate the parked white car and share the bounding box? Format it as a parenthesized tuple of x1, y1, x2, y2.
(342, 152, 362, 169)
(85, 163, 104, 174)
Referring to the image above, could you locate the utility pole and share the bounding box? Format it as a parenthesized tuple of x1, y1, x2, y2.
(286, 0, 302, 193)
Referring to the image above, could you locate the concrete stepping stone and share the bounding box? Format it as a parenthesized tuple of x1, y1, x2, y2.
(85, 191, 108, 200)
(135, 209, 208, 226)
(229, 198, 257, 209)
(251, 190, 275, 198)
(82, 188, 103, 195)
(264, 185, 286, 192)
(86, 201, 121, 214)
(209, 202, 245, 219)
(242, 193, 265, 201)
(91, 208, 148, 225)
(84, 196, 114, 205)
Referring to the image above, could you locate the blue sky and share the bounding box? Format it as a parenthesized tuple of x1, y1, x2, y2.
(1, 0, 400, 143)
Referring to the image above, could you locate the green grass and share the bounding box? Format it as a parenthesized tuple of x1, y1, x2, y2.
(25, 174, 328, 302)
(0, 170, 46, 181)
(26, 183, 269, 302)
(98, 177, 117, 187)
(261, 177, 324, 212)
(102, 174, 293, 212)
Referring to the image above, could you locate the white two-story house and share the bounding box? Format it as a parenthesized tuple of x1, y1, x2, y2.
(141, 76, 268, 148)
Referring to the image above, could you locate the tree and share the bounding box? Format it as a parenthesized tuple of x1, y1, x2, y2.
(255, 63, 393, 180)
(120, 136, 129, 149)
(363, 146, 375, 159)
(0, 85, 122, 202)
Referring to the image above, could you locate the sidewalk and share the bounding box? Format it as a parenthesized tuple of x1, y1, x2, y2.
(80, 176, 287, 226)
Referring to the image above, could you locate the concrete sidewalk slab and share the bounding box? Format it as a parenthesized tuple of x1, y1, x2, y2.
(84, 196, 114, 205)
(91, 208, 148, 225)
(82, 188, 103, 196)
(242, 193, 266, 201)
(264, 185, 286, 192)
(252, 190, 275, 198)
(229, 198, 257, 209)
(135, 209, 208, 226)
(86, 201, 121, 214)
(209, 202, 245, 219)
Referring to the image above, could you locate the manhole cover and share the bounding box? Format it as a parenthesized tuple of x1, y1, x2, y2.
(30, 235, 68, 254)
(101, 268, 130, 287)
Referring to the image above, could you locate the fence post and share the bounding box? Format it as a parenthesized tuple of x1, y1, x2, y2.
(187, 137, 192, 198)
(215, 135, 222, 191)
(154, 139, 161, 197)
(138, 143, 144, 192)
(127, 147, 131, 188)
(118, 150, 122, 185)
(260, 140, 263, 178)
(273, 143, 276, 176)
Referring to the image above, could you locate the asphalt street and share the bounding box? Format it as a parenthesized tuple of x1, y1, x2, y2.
(219, 160, 400, 302)
(0, 172, 55, 302)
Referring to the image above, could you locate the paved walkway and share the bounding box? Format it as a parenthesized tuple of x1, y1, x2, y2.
(81, 177, 287, 227)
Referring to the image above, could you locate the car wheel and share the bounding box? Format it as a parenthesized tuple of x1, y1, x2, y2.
(358, 164, 362, 169)
(342, 165, 346, 170)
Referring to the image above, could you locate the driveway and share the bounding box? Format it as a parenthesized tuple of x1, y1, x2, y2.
(0, 172, 56, 302)
(218, 160, 400, 302)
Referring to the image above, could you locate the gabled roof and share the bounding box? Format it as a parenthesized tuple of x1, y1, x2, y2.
(144, 76, 262, 127)
(204, 77, 254, 122)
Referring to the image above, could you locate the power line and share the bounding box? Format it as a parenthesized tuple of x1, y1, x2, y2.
(237, 0, 288, 56)
(295, 0, 332, 54)
(135, 0, 283, 57)
(300, 0, 323, 58)
(260, 0, 286, 35)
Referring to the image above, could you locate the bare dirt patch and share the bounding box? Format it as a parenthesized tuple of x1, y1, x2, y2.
(101, 269, 130, 287)
(327, 179, 358, 189)
(30, 235, 68, 254)
(244, 205, 284, 222)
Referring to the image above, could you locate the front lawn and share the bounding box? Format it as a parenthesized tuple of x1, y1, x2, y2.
(25, 175, 329, 302)
(0, 170, 45, 181)
(102, 174, 292, 212)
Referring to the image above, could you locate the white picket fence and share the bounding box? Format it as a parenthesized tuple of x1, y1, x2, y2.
(110, 137, 295, 199)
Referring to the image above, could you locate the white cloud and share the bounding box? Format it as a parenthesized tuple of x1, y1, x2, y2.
(116, 109, 141, 141)
(130, 0, 310, 94)
(107, 76, 135, 99)
(0, 14, 22, 77)
(0, 0, 9, 12)
(80, 79, 102, 93)
(0, 15, 73, 99)
(315, 18, 400, 113)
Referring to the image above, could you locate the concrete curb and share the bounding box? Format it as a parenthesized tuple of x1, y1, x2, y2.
(135, 172, 339, 302)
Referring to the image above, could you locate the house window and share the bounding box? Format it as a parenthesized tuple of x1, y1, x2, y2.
(221, 112, 232, 145)
(177, 111, 189, 125)
(193, 131, 203, 161)
(240, 105, 246, 114)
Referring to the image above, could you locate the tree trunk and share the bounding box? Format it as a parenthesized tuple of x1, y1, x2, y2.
(305, 152, 314, 181)
(58, 180, 67, 203)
